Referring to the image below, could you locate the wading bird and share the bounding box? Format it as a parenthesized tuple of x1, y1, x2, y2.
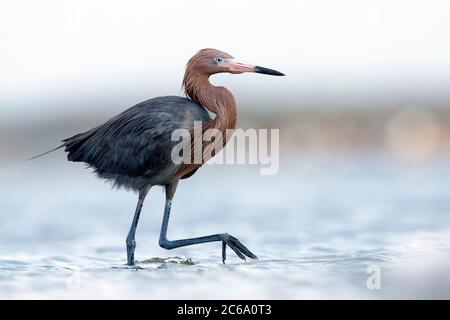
(32, 49, 284, 265)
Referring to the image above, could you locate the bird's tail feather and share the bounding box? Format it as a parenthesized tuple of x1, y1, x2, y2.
(24, 144, 64, 161)
(25, 127, 97, 162)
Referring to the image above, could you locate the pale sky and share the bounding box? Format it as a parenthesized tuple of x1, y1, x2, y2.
(1, 0, 450, 118)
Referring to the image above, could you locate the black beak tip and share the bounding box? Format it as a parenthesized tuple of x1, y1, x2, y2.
(255, 66, 285, 76)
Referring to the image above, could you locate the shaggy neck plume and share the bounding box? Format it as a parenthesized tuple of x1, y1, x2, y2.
(183, 72, 237, 133)
(175, 69, 237, 178)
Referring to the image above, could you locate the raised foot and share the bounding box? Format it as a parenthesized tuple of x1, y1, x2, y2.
(221, 234, 257, 264)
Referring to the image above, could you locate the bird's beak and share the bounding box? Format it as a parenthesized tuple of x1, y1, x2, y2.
(226, 58, 285, 76)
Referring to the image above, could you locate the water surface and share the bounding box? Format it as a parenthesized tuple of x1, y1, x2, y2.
(1, 155, 449, 299)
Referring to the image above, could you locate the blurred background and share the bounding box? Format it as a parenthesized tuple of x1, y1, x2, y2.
(1, 0, 450, 299)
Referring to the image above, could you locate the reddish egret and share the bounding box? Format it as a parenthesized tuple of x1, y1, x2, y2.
(33, 49, 284, 265)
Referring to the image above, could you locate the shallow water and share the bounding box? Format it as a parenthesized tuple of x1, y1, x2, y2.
(1, 154, 450, 299)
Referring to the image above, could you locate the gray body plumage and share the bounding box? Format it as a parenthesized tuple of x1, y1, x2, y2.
(63, 96, 211, 191)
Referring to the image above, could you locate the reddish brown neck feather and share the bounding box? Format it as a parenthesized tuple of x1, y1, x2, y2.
(175, 61, 237, 178)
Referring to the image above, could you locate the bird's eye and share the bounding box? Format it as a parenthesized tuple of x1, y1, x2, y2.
(214, 56, 224, 64)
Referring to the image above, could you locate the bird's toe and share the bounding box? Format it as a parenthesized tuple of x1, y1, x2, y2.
(222, 234, 256, 262)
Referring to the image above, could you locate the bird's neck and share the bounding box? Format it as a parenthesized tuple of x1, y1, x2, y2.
(176, 73, 237, 179)
(185, 74, 237, 134)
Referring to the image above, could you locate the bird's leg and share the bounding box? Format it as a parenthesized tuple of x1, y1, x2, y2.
(158, 181, 257, 263)
(126, 185, 151, 266)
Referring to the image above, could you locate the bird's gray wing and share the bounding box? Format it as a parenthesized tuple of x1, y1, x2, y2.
(63, 96, 211, 180)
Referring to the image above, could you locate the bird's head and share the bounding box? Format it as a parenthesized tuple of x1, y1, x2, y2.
(185, 48, 285, 77)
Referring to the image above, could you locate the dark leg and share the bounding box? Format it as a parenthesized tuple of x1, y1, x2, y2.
(126, 185, 151, 265)
(158, 181, 257, 263)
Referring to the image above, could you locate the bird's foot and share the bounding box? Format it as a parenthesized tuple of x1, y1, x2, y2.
(221, 233, 257, 264)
